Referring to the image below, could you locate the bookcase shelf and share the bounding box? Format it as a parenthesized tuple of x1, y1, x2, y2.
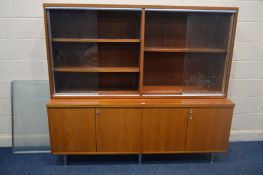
(56, 89, 139, 95)
(142, 85, 183, 94)
(54, 66, 140, 73)
(142, 85, 221, 94)
(144, 47, 226, 53)
(52, 38, 141, 43)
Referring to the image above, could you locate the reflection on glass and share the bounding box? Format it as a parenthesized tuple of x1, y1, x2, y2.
(183, 12, 232, 94)
(52, 42, 140, 94)
(54, 72, 139, 94)
(185, 13, 232, 49)
(183, 53, 226, 94)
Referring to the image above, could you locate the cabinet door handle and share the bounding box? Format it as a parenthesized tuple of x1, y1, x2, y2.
(189, 109, 193, 120)
(96, 109, 100, 117)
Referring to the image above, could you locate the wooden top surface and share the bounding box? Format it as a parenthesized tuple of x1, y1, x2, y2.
(47, 98, 235, 108)
(43, 3, 239, 11)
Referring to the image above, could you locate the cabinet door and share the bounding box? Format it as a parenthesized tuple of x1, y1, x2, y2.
(186, 108, 233, 152)
(96, 108, 141, 153)
(142, 108, 188, 152)
(48, 108, 96, 153)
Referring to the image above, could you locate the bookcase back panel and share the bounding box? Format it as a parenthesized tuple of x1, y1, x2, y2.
(98, 43, 139, 67)
(97, 11, 141, 39)
(143, 52, 184, 86)
(145, 12, 187, 48)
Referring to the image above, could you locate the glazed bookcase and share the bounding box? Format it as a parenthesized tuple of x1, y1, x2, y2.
(44, 4, 238, 163)
(45, 4, 238, 98)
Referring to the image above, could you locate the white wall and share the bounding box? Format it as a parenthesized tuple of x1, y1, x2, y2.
(0, 0, 263, 146)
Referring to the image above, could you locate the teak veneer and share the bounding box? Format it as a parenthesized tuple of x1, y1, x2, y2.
(44, 4, 238, 162)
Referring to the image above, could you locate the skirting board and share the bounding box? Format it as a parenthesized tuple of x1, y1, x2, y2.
(0, 134, 11, 147)
(1, 131, 263, 147)
(230, 130, 263, 142)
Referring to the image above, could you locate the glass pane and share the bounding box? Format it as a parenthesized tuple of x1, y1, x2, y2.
(49, 9, 141, 39)
(48, 9, 141, 95)
(183, 12, 233, 94)
(52, 42, 140, 94)
(183, 53, 227, 94)
(52, 42, 139, 67)
(185, 13, 232, 49)
(12, 80, 50, 153)
(54, 72, 139, 94)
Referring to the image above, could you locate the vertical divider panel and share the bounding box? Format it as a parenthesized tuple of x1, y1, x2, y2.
(139, 9, 145, 94)
(223, 12, 238, 97)
(221, 14, 234, 95)
(44, 8, 55, 97)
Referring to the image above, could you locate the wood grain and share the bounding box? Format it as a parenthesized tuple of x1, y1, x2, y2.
(142, 108, 188, 152)
(142, 85, 183, 94)
(144, 12, 187, 48)
(186, 107, 233, 151)
(144, 47, 226, 53)
(139, 9, 145, 93)
(143, 52, 184, 86)
(52, 38, 140, 43)
(47, 98, 235, 108)
(96, 108, 141, 152)
(54, 66, 140, 73)
(48, 108, 96, 153)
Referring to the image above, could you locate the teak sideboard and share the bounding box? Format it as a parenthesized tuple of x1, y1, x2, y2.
(44, 4, 238, 163)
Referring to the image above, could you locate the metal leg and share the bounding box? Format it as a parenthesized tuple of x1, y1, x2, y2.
(138, 154, 142, 165)
(210, 153, 215, 163)
(63, 155, 67, 166)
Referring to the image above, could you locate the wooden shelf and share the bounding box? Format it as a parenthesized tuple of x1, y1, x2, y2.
(143, 85, 221, 94)
(52, 38, 141, 43)
(54, 66, 140, 73)
(144, 47, 226, 53)
(56, 89, 139, 95)
(183, 86, 220, 93)
(143, 86, 183, 94)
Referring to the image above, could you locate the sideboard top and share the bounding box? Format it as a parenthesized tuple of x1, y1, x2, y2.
(47, 98, 235, 108)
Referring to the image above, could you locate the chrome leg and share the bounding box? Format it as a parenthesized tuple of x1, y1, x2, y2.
(63, 155, 67, 166)
(138, 154, 142, 165)
(210, 153, 215, 163)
